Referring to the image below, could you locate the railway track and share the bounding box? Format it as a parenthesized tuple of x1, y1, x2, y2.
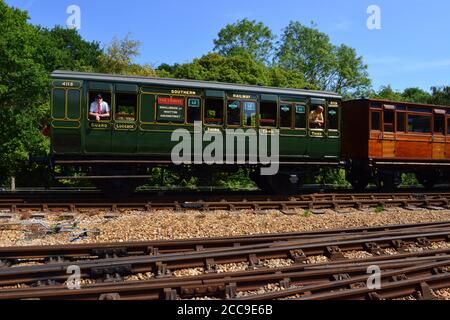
(0, 221, 449, 300)
(1, 221, 449, 261)
(1, 190, 450, 214)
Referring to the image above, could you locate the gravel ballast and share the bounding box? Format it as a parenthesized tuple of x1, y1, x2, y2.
(0, 208, 449, 247)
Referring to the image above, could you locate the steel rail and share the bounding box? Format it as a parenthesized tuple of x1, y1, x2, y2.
(237, 260, 450, 300)
(1, 252, 449, 300)
(1, 221, 449, 261)
(1, 192, 450, 213)
(0, 228, 449, 287)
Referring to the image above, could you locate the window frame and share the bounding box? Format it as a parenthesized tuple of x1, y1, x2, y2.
(406, 113, 432, 134)
(114, 92, 138, 122)
(396, 111, 407, 133)
(186, 97, 203, 124)
(279, 102, 294, 129)
(370, 109, 382, 132)
(226, 99, 242, 127)
(327, 104, 340, 132)
(308, 104, 327, 131)
(433, 109, 446, 135)
(259, 100, 278, 128)
(242, 100, 257, 128)
(383, 108, 395, 133)
(204, 97, 225, 127)
(87, 90, 112, 123)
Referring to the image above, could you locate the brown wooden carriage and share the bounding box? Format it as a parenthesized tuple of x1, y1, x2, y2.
(342, 99, 450, 189)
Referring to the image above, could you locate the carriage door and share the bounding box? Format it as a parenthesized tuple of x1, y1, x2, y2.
(85, 82, 112, 153)
(307, 98, 327, 158)
(112, 84, 139, 153)
(433, 109, 446, 159)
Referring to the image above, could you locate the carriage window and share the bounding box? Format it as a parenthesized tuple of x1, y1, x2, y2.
(88, 91, 111, 121)
(260, 101, 277, 127)
(187, 98, 201, 124)
(397, 113, 406, 132)
(448, 118, 450, 134)
(227, 100, 241, 126)
(328, 107, 339, 130)
(243, 102, 257, 127)
(408, 115, 431, 133)
(434, 115, 445, 134)
(371, 111, 381, 131)
(204, 98, 224, 125)
(384, 110, 394, 132)
(309, 105, 326, 129)
(295, 105, 306, 129)
(280, 104, 292, 128)
(115, 93, 137, 121)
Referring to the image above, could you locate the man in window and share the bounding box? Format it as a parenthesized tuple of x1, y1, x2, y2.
(89, 94, 110, 121)
(309, 106, 325, 129)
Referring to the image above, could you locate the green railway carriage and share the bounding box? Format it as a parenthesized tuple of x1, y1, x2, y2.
(50, 70, 343, 195)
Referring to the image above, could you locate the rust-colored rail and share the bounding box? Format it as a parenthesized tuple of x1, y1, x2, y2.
(1, 220, 449, 261)
(0, 225, 449, 287)
(0, 191, 450, 213)
(0, 250, 449, 300)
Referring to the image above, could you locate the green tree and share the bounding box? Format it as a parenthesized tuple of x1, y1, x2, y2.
(0, 1, 104, 186)
(36, 26, 102, 72)
(371, 85, 404, 101)
(430, 86, 450, 106)
(97, 34, 156, 76)
(401, 87, 432, 104)
(213, 18, 275, 64)
(371, 86, 433, 104)
(157, 52, 307, 88)
(276, 22, 371, 95)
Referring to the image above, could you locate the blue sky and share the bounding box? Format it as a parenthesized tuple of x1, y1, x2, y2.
(6, 0, 450, 92)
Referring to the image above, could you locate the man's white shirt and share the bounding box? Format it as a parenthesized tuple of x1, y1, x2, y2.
(89, 101, 110, 113)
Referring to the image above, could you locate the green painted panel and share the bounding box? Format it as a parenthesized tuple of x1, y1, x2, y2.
(112, 130, 138, 153)
(52, 121, 79, 128)
(116, 83, 138, 93)
(280, 96, 307, 103)
(67, 90, 81, 120)
(261, 94, 278, 102)
(89, 82, 113, 91)
(205, 90, 225, 98)
(85, 128, 111, 153)
(140, 94, 155, 123)
(311, 98, 326, 105)
(52, 89, 65, 119)
(138, 130, 178, 155)
(279, 135, 308, 157)
(52, 128, 81, 153)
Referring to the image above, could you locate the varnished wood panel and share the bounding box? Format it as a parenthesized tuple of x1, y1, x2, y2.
(433, 143, 446, 159)
(383, 141, 395, 158)
(369, 140, 382, 158)
(396, 141, 432, 159)
(446, 144, 450, 160)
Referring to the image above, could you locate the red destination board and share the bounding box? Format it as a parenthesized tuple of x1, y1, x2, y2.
(158, 97, 184, 106)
